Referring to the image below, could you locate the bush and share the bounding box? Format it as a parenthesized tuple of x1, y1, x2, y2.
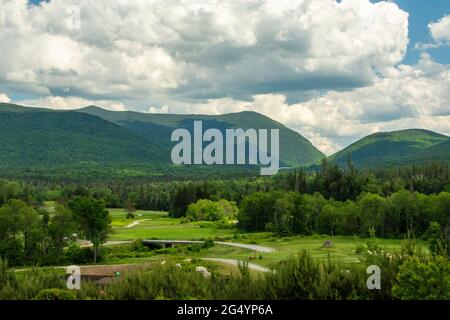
(34, 288, 77, 300)
(65, 244, 96, 264)
(264, 251, 321, 299)
(392, 256, 450, 300)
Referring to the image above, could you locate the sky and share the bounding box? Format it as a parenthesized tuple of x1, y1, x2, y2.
(1, 0, 449, 155)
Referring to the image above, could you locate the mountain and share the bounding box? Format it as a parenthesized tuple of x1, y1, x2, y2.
(0, 103, 324, 178)
(407, 138, 450, 163)
(329, 129, 449, 168)
(0, 107, 165, 169)
(78, 106, 325, 167)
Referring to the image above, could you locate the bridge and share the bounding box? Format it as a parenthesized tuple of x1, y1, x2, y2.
(142, 239, 274, 252)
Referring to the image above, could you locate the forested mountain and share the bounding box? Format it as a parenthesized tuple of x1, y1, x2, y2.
(0, 109, 165, 168)
(0, 103, 324, 175)
(78, 105, 325, 167)
(330, 129, 449, 168)
(0, 103, 448, 176)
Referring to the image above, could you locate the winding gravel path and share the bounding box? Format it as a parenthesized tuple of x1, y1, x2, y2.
(201, 258, 271, 273)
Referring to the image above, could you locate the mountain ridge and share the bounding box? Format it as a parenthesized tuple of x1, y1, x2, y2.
(0, 102, 448, 173)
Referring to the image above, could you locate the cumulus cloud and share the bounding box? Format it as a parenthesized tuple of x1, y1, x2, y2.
(150, 53, 450, 155)
(18, 96, 125, 111)
(429, 14, 450, 43)
(0, 0, 408, 102)
(415, 14, 450, 50)
(0, 93, 11, 103)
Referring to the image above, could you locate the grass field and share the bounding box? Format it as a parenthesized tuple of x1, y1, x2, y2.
(200, 235, 429, 267)
(106, 209, 429, 271)
(109, 209, 236, 240)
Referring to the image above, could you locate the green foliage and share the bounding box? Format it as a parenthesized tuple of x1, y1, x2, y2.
(64, 244, 95, 265)
(265, 250, 322, 299)
(238, 189, 450, 240)
(34, 288, 77, 300)
(0, 200, 43, 266)
(107, 265, 212, 300)
(69, 196, 111, 263)
(392, 256, 450, 300)
(186, 199, 237, 222)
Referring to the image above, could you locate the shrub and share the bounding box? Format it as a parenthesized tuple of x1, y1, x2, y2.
(392, 256, 450, 300)
(34, 288, 77, 300)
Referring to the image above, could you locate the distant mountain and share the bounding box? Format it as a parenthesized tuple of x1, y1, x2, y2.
(78, 106, 325, 167)
(329, 129, 449, 168)
(0, 103, 324, 177)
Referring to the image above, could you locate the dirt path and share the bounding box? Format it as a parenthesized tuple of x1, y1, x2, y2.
(214, 241, 275, 253)
(79, 239, 275, 253)
(201, 258, 271, 273)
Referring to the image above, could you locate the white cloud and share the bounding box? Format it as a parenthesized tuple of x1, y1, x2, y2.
(415, 14, 450, 50)
(429, 14, 450, 43)
(18, 96, 125, 111)
(0, 0, 408, 101)
(153, 54, 450, 155)
(0, 93, 11, 103)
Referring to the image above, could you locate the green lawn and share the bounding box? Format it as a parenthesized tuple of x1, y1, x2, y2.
(107, 209, 429, 270)
(199, 235, 429, 267)
(108, 209, 235, 240)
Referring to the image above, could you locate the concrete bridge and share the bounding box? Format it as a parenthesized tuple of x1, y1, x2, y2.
(142, 239, 204, 248)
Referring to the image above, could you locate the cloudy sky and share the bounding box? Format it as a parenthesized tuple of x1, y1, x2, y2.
(1, 0, 449, 154)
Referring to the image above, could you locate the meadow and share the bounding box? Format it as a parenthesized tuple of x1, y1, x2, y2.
(106, 208, 429, 270)
(109, 209, 236, 241)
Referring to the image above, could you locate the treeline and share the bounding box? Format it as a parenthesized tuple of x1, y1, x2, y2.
(238, 190, 450, 243)
(1, 161, 448, 215)
(0, 197, 111, 267)
(167, 161, 450, 217)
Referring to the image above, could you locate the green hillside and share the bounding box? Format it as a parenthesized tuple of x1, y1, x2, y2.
(408, 138, 450, 163)
(79, 106, 325, 167)
(330, 129, 449, 168)
(0, 109, 165, 168)
(0, 103, 324, 179)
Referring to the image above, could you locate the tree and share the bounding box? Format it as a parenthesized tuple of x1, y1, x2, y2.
(318, 204, 341, 236)
(48, 205, 77, 259)
(0, 200, 41, 265)
(359, 193, 386, 237)
(186, 199, 237, 222)
(125, 198, 137, 219)
(271, 196, 295, 234)
(69, 197, 111, 263)
(389, 190, 418, 236)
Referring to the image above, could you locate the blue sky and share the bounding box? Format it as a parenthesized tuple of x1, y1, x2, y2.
(380, 0, 450, 64)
